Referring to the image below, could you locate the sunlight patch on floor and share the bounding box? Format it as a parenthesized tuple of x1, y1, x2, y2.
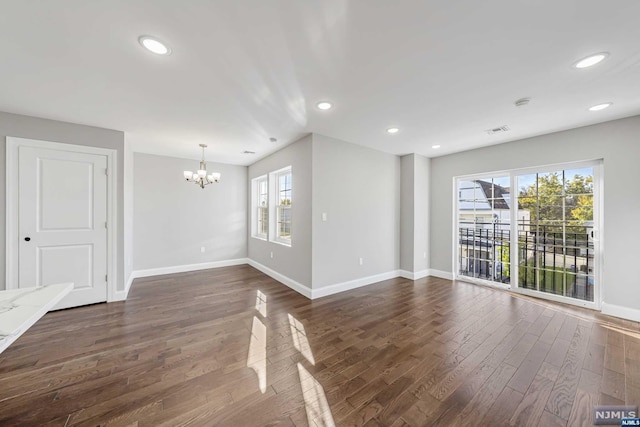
(288, 313, 315, 365)
(255, 290, 267, 318)
(247, 316, 267, 393)
(297, 363, 335, 427)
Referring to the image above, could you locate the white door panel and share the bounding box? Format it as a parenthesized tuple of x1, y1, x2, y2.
(18, 146, 108, 309)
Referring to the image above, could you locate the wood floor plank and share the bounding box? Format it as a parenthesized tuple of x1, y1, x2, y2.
(545, 324, 592, 420)
(0, 265, 638, 426)
(509, 362, 559, 427)
(625, 336, 640, 405)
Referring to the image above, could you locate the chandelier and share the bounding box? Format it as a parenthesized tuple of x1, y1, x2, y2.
(183, 144, 221, 189)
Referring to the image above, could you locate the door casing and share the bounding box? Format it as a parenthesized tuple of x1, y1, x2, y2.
(6, 137, 117, 303)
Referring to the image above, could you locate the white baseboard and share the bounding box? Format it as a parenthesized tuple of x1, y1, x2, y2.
(601, 302, 640, 323)
(109, 259, 249, 302)
(132, 258, 249, 279)
(428, 269, 454, 280)
(247, 259, 312, 299)
(118, 258, 455, 304)
(312, 270, 400, 299)
(399, 269, 430, 280)
(109, 272, 135, 302)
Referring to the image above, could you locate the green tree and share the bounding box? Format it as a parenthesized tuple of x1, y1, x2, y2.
(566, 175, 593, 225)
(570, 194, 593, 223)
(518, 173, 563, 228)
(518, 173, 593, 224)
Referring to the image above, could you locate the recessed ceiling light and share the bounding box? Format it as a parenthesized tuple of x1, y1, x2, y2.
(432, 145, 441, 149)
(386, 127, 400, 134)
(588, 102, 612, 111)
(574, 52, 608, 69)
(316, 102, 332, 110)
(138, 36, 171, 55)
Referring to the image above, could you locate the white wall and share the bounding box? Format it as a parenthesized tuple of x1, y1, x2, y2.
(430, 115, 640, 318)
(0, 111, 125, 292)
(133, 153, 247, 271)
(311, 134, 401, 289)
(247, 135, 312, 288)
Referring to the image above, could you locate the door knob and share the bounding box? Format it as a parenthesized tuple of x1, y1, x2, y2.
(24, 237, 31, 242)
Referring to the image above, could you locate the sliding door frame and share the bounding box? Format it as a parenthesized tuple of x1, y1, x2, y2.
(453, 159, 603, 310)
(453, 169, 512, 291)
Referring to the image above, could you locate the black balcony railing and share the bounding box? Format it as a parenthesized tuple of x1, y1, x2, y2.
(458, 219, 594, 302)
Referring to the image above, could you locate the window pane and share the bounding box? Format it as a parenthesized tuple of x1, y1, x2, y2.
(253, 177, 268, 238)
(276, 170, 292, 242)
(279, 173, 292, 205)
(278, 206, 291, 239)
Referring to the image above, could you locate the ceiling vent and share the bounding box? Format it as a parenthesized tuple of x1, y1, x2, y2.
(485, 125, 510, 135)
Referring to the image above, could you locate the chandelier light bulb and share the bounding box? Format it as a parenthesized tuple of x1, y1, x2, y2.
(183, 144, 222, 188)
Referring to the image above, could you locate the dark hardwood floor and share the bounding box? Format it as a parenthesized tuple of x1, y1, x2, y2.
(1, 265, 639, 426)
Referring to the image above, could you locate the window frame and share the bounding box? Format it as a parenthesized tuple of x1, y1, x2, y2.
(251, 175, 269, 241)
(269, 166, 292, 246)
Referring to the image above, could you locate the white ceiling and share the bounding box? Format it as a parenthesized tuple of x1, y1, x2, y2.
(1, 1, 639, 165)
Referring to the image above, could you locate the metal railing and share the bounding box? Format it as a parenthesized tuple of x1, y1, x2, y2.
(458, 219, 594, 301)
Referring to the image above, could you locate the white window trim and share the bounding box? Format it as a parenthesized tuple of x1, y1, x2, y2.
(251, 175, 268, 241)
(269, 166, 292, 246)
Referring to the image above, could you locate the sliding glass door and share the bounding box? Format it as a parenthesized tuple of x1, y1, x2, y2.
(515, 165, 598, 305)
(457, 175, 512, 285)
(455, 161, 600, 309)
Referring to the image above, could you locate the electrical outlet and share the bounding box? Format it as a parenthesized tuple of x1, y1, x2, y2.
(359, 257, 363, 266)
(201, 247, 206, 253)
(270, 251, 274, 259)
(322, 212, 327, 221)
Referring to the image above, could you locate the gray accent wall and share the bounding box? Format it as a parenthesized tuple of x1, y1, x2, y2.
(400, 155, 415, 272)
(311, 134, 400, 289)
(0, 111, 125, 292)
(133, 153, 247, 270)
(247, 135, 312, 287)
(124, 137, 134, 286)
(430, 115, 640, 311)
(400, 154, 430, 274)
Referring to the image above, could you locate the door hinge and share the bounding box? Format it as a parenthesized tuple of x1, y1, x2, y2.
(104, 168, 108, 176)
(105, 274, 108, 282)
(105, 221, 108, 229)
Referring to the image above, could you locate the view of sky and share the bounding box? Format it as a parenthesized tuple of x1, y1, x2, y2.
(516, 167, 593, 193)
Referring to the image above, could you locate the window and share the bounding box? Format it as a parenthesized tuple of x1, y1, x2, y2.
(273, 167, 292, 245)
(252, 175, 268, 240)
(250, 166, 293, 246)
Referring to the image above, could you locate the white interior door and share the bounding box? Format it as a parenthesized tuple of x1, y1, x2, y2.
(18, 145, 108, 309)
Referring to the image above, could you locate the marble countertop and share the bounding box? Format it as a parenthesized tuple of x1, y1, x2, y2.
(0, 283, 74, 355)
